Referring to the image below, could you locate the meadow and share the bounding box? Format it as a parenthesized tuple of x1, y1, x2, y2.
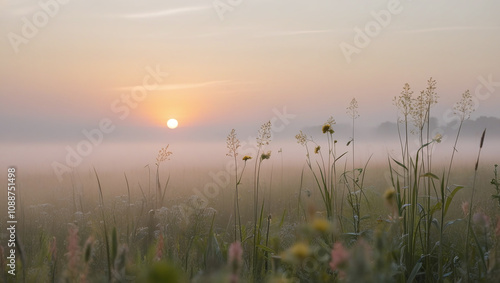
(1, 79, 500, 282)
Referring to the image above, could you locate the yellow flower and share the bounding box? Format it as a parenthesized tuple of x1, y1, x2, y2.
(295, 131, 307, 146)
(290, 242, 310, 260)
(384, 188, 396, 203)
(314, 146, 321, 154)
(242, 155, 252, 161)
(261, 151, 271, 160)
(312, 218, 330, 233)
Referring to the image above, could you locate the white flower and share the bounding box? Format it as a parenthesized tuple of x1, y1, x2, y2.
(433, 133, 442, 143)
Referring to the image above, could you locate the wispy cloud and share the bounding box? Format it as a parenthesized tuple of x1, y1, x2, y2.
(113, 80, 239, 92)
(396, 26, 500, 34)
(156, 80, 233, 90)
(120, 6, 210, 19)
(256, 29, 337, 38)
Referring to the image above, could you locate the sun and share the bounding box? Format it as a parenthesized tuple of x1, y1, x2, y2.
(167, 118, 178, 129)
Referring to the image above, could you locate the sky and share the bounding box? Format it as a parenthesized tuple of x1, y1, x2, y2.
(1, 0, 500, 175)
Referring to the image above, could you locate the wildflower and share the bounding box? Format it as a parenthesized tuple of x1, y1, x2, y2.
(322, 124, 332, 134)
(66, 224, 80, 279)
(228, 241, 243, 283)
(461, 201, 469, 217)
(228, 241, 243, 271)
(322, 116, 335, 134)
(226, 129, 241, 158)
(329, 242, 349, 271)
(433, 133, 442, 143)
(383, 188, 396, 203)
(314, 146, 321, 154)
(387, 214, 403, 223)
(242, 155, 252, 161)
(155, 233, 164, 261)
(290, 242, 310, 260)
(473, 211, 490, 228)
(261, 151, 271, 161)
(312, 218, 330, 233)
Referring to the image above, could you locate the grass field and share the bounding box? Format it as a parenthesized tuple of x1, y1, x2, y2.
(1, 81, 500, 282)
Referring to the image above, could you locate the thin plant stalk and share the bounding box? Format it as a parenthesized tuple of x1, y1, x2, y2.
(93, 168, 112, 281)
(465, 129, 486, 281)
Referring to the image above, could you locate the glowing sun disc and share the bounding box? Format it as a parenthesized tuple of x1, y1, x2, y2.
(167, 119, 178, 129)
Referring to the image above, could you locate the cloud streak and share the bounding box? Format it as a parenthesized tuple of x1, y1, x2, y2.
(395, 26, 500, 34)
(120, 6, 210, 19)
(113, 80, 241, 92)
(256, 29, 339, 38)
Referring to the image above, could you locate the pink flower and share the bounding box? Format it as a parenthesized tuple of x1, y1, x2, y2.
(155, 233, 164, 261)
(473, 212, 490, 228)
(228, 241, 243, 283)
(461, 202, 469, 217)
(329, 242, 349, 272)
(66, 225, 80, 278)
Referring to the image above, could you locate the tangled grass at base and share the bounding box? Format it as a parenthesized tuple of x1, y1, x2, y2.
(3, 78, 500, 282)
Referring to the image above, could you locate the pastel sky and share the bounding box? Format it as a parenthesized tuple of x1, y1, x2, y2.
(1, 0, 500, 145)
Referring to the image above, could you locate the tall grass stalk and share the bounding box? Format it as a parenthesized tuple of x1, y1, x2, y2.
(465, 129, 486, 281)
(93, 168, 112, 281)
(347, 98, 359, 202)
(124, 173, 131, 246)
(252, 121, 272, 277)
(436, 90, 474, 281)
(226, 129, 248, 243)
(423, 78, 437, 278)
(295, 117, 346, 222)
(446, 90, 475, 188)
(155, 145, 172, 209)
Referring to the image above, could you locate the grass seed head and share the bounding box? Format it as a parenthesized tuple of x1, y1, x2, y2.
(295, 131, 307, 145)
(347, 98, 360, 119)
(453, 90, 475, 121)
(156, 145, 172, 166)
(257, 121, 272, 147)
(226, 129, 241, 158)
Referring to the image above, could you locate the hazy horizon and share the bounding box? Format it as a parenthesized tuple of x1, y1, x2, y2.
(2, 0, 500, 183)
